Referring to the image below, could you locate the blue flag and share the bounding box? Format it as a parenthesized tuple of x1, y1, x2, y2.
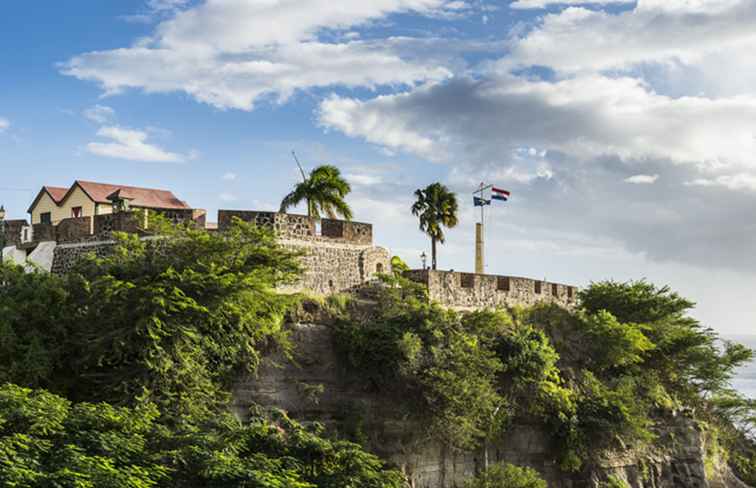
(473, 196, 491, 207)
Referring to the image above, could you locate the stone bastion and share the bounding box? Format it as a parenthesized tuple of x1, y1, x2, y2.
(405, 269, 577, 309)
(3, 209, 578, 308)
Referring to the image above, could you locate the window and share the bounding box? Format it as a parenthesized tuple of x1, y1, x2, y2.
(534, 281, 542, 294)
(460, 273, 475, 288)
(497, 276, 511, 292)
(567, 287, 574, 299)
(552, 283, 558, 296)
(40, 212, 52, 225)
(72, 207, 83, 218)
(376, 263, 384, 273)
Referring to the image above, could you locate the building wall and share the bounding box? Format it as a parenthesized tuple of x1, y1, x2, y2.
(30, 186, 111, 225)
(406, 270, 577, 309)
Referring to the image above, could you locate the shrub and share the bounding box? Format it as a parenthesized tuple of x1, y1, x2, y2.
(464, 463, 547, 488)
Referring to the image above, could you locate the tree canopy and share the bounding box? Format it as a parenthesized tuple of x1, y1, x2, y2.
(411, 182, 458, 270)
(280, 164, 353, 220)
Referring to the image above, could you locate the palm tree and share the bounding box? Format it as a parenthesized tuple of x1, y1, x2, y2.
(280, 165, 353, 220)
(411, 183, 458, 271)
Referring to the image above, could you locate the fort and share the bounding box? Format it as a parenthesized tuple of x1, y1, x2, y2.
(1, 207, 577, 309)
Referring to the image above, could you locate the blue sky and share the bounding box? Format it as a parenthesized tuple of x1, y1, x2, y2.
(2, 0, 755, 334)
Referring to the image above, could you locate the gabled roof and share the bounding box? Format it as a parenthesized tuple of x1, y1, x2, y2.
(27, 180, 191, 214)
(71, 181, 190, 210)
(26, 186, 69, 214)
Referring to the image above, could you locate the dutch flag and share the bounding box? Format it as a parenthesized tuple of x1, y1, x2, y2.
(491, 187, 511, 202)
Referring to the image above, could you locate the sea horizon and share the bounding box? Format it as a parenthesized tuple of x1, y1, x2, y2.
(728, 335, 756, 400)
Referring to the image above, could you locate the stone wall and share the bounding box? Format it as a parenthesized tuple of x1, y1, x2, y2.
(219, 211, 315, 239)
(279, 239, 390, 295)
(406, 270, 577, 309)
(50, 240, 116, 275)
(1, 220, 28, 247)
(94, 212, 145, 235)
(321, 218, 372, 245)
(218, 210, 373, 245)
(32, 223, 56, 242)
(56, 216, 93, 243)
(234, 323, 738, 488)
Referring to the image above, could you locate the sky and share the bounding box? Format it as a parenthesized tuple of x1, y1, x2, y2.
(0, 0, 755, 335)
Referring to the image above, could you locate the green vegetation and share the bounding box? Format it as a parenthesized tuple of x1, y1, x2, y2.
(0, 384, 403, 488)
(411, 182, 459, 270)
(2, 213, 755, 486)
(333, 276, 756, 478)
(279, 164, 353, 220)
(463, 462, 547, 488)
(0, 219, 403, 487)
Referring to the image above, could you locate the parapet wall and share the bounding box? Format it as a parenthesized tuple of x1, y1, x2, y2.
(1, 220, 29, 248)
(406, 269, 577, 309)
(218, 211, 373, 245)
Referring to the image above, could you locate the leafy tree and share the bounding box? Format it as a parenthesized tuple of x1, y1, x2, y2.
(0, 262, 70, 389)
(411, 182, 458, 270)
(464, 463, 547, 488)
(280, 164, 353, 220)
(0, 384, 405, 488)
(334, 276, 505, 450)
(390, 255, 409, 275)
(61, 218, 302, 417)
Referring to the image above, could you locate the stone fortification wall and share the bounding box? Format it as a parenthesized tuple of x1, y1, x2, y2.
(279, 239, 390, 295)
(406, 270, 577, 309)
(218, 210, 386, 295)
(56, 217, 93, 243)
(47, 231, 391, 297)
(50, 240, 116, 275)
(218, 210, 373, 245)
(1, 220, 28, 248)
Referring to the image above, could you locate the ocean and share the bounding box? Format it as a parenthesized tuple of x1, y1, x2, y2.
(729, 335, 756, 399)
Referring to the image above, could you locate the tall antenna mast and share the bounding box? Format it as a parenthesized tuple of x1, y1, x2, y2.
(291, 151, 307, 182)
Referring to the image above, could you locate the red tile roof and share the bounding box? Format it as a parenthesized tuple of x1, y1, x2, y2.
(44, 186, 68, 203)
(71, 181, 190, 210)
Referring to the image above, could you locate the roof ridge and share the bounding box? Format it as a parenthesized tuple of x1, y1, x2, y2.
(75, 180, 174, 193)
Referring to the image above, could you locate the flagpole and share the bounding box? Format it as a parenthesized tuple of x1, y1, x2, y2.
(474, 183, 491, 274)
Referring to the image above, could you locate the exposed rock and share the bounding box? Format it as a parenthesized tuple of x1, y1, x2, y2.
(234, 323, 750, 488)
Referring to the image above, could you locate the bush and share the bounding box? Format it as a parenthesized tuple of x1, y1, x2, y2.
(333, 276, 507, 450)
(464, 463, 547, 488)
(0, 384, 405, 488)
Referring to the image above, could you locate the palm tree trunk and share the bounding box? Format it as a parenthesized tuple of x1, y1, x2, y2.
(431, 237, 437, 270)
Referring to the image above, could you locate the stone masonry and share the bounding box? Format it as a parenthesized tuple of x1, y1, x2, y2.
(406, 269, 577, 309)
(218, 210, 389, 295)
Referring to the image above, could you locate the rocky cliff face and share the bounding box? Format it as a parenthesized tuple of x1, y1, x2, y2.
(233, 324, 748, 488)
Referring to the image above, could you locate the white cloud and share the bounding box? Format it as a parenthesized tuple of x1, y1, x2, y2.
(0, 117, 9, 132)
(506, 0, 756, 94)
(87, 126, 186, 162)
(320, 75, 756, 169)
(222, 172, 237, 181)
(219, 192, 238, 202)
(83, 104, 116, 124)
(62, 0, 458, 110)
(625, 174, 659, 184)
(147, 0, 190, 12)
(686, 173, 756, 192)
(510, 0, 633, 9)
(345, 173, 384, 186)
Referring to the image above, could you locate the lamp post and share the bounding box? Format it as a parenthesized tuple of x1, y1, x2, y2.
(420, 251, 427, 270)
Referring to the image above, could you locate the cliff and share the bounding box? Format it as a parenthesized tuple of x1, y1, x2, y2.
(234, 323, 749, 488)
